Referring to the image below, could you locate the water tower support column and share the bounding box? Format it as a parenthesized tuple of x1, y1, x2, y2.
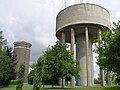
(58, 32, 65, 87)
(99, 28, 105, 86)
(70, 28, 75, 87)
(89, 38, 94, 86)
(85, 27, 91, 86)
(76, 34, 87, 86)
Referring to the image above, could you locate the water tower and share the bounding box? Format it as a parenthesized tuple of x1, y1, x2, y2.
(56, 3, 111, 86)
(14, 41, 32, 83)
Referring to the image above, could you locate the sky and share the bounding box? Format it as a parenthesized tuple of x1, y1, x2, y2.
(0, 0, 120, 78)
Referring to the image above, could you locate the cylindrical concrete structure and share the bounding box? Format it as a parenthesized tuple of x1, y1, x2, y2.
(89, 37, 94, 86)
(107, 71, 112, 86)
(56, 3, 111, 86)
(58, 33, 65, 87)
(14, 41, 32, 83)
(76, 34, 87, 86)
(98, 28, 105, 86)
(70, 28, 75, 87)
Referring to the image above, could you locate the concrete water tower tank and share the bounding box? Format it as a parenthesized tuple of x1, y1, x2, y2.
(56, 3, 111, 86)
(14, 41, 32, 83)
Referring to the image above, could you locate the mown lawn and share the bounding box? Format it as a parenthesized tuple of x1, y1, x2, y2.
(0, 85, 120, 90)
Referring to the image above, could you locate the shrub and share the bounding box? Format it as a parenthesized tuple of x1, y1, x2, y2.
(10, 80, 17, 85)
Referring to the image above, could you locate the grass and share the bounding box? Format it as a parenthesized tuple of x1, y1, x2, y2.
(0, 84, 120, 90)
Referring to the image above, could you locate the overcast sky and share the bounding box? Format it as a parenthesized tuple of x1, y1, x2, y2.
(0, 0, 120, 78)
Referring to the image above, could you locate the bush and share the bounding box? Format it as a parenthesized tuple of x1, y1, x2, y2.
(0, 78, 11, 87)
(10, 80, 17, 85)
(115, 75, 120, 85)
(28, 70, 34, 85)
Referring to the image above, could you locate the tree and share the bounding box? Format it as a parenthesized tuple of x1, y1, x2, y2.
(0, 49, 14, 86)
(33, 56, 45, 90)
(28, 70, 35, 85)
(44, 41, 77, 88)
(0, 31, 7, 50)
(16, 64, 25, 90)
(95, 20, 120, 85)
(7, 47, 16, 79)
(0, 31, 14, 87)
(28, 63, 36, 85)
(94, 78, 100, 84)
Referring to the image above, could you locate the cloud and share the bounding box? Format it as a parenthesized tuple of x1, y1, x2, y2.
(0, 0, 58, 64)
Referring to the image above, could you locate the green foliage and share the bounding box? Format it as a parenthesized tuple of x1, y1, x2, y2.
(95, 20, 120, 85)
(10, 80, 17, 85)
(7, 47, 17, 79)
(94, 78, 100, 84)
(0, 31, 7, 50)
(28, 64, 36, 85)
(28, 70, 35, 85)
(33, 56, 45, 90)
(16, 64, 25, 90)
(44, 41, 77, 88)
(0, 31, 15, 87)
(0, 49, 14, 87)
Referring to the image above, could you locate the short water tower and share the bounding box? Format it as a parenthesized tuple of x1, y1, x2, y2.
(14, 41, 32, 83)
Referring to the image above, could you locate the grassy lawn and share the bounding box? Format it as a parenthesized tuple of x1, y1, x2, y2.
(0, 85, 120, 90)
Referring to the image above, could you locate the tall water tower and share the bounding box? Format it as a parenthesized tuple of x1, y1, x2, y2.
(14, 41, 32, 83)
(56, 3, 111, 86)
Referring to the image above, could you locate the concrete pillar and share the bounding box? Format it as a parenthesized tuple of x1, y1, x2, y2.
(58, 77, 62, 86)
(107, 71, 112, 86)
(100, 69, 105, 86)
(70, 28, 75, 59)
(61, 32, 65, 43)
(88, 37, 92, 86)
(58, 32, 65, 87)
(85, 27, 91, 86)
(99, 28, 105, 86)
(70, 28, 75, 87)
(89, 38, 94, 86)
(76, 34, 87, 86)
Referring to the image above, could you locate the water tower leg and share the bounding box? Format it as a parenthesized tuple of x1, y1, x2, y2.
(70, 28, 75, 87)
(107, 71, 112, 86)
(100, 69, 105, 86)
(89, 38, 94, 86)
(61, 32, 65, 43)
(58, 77, 62, 86)
(85, 27, 91, 87)
(99, 28, 105, 86)
(58, 32, 65, 87)
(76, 34, 87, 86)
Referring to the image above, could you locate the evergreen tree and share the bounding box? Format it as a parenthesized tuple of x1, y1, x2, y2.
(33, 56, 44, 90)
(16, 64, 25, 90)
(0, 31, 14, 87)
(7, 47, 16, 79)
